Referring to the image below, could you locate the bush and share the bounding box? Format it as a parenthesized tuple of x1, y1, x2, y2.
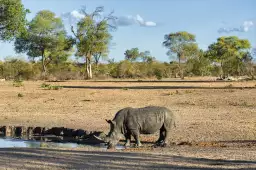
(13, 79, 23, 87)
(18, 93, 24, 97)
(41, 83, 63, 90)
(154, 68, 163, 80)
(2, 56, 254, 80)
(3, 57, 38, 80)
(47, 62, 83, 80)
(41, 83, 51, 88)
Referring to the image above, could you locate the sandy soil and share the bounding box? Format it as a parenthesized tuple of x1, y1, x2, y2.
(0, 79, 255, 169)
(0, 146, 255, 169)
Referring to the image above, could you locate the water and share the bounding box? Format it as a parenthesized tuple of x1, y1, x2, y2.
(0, 137, 79, 148)
(0, 125, 126, 150)
(0, 137, 126, 150)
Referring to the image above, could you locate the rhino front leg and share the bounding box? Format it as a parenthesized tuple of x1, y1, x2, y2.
(132, 131, 142, 147)
(124, 133, 131, 147)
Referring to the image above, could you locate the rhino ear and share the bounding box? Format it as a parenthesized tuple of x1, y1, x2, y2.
(106, 119, 112, 124)
(106, 119, 116, 125)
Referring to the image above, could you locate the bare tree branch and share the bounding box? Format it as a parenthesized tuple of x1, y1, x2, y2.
(91, 6, 104, 19)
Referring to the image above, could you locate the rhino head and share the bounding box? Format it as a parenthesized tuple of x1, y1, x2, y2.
(94, 119, 122, 149)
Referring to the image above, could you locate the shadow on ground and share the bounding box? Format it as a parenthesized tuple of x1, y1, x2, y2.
(0, 148, 255, 169)
(61, 85, 255, 90)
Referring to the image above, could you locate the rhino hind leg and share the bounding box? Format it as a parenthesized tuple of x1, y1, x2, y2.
(161, 120, 174, 147)
(156, 126, 166, 145)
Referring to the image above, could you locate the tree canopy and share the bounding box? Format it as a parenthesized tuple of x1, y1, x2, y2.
(0, 0, 29, 41)
(14, 10, 74, 76)
(163, 31, 198, 79)
(206, 36, 251, 78)
(72, 6, 116, 79)
(124, 48, 140, 61)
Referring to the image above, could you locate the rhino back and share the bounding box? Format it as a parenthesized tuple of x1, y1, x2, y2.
(125, 106, 173, 134)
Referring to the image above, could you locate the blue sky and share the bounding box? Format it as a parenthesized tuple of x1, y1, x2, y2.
(0, 0, 255, 62)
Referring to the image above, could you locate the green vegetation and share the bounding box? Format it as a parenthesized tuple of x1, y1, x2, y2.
(163, 31, 198, 79)
(0, 0, 29, 41)
(0, 2, 255, 81)
(14, 10, 74, 78)
(71, 6, 115, 79)
(40, 83, 51, 88)
(13, 79, 23, 87)
(17, 93, 24, 97)
(206, 36, 252, 79)
(40, 83, 63, 90)
(0, 54, 255, 81)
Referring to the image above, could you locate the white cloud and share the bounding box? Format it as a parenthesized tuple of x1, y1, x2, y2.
(61, 10, 157, 28)
(218, 20, 254, 34)
(61, 10, 85, 26)
(70, 10, 85, 19)
(144, 21, 157, 27)
(61, 10, 85, 21)
(135, 14, 157, 27)
(117, 14, 157, 27)
(242, 21, 254, 32)
(135, 14, 144, 25)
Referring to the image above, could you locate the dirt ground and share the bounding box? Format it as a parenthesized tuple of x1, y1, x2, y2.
(0, 79, 255, 169)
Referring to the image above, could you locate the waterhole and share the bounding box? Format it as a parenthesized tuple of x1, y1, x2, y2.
(0, 125, 125, 150)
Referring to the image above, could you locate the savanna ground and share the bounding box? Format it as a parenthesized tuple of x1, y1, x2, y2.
(0, 78, 255, 169)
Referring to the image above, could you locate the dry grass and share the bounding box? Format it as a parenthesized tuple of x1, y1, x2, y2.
(0, 79, 256, 169)
(0, 80, 255, 143)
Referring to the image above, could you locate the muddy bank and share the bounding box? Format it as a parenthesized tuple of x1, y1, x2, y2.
(1, 125, 255, 150)
(0, 125, 106, 145)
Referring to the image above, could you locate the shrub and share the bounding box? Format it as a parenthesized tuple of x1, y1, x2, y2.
(18, 93, 24, 97)
(40, 83, 63, 90)
(154, 68, 163, 80)
(49, 85, 63, 90)
(40, 83, 51, 88)
(13, 79, 23, 87)
(3, 57, 38, 80)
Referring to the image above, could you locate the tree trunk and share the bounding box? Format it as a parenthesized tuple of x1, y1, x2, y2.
(85, 57, 93, 79)
(178, 55, 184, 79)
(41, 50, 47, 79)
(220, 61, 224, 79)
(88, 61, 92, 79)
(85, 57, 88, 79)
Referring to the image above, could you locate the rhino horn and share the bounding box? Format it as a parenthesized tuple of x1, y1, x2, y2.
(93, 135, 106, 142)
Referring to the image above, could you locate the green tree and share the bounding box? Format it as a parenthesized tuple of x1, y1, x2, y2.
(93, 50, 109, 66)
(93, 33, 112, 66)
(2, 57, 36, 80)
(72, 6, 116, 79)
(0, 0, 29, 41)
(163, 31, 198, 79)
(206, 36, 251, 78)
(124, 48, 140, 62)
(186, 49, 211, 76)
(140, 51, 156, 63)
(14, 10, 74, 77)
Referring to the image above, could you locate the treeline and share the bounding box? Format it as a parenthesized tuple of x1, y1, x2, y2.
(0, 57, 255, 80)
(0, 0, 255, 80)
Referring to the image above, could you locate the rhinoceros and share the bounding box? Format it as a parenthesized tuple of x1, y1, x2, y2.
(96, 106, 176, 149)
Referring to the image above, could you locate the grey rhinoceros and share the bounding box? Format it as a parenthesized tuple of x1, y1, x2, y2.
(96, 106, 176, 149)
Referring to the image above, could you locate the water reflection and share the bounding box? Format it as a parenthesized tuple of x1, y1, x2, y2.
(0, 137, 79, 148)
(0, 125, 125, 150)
